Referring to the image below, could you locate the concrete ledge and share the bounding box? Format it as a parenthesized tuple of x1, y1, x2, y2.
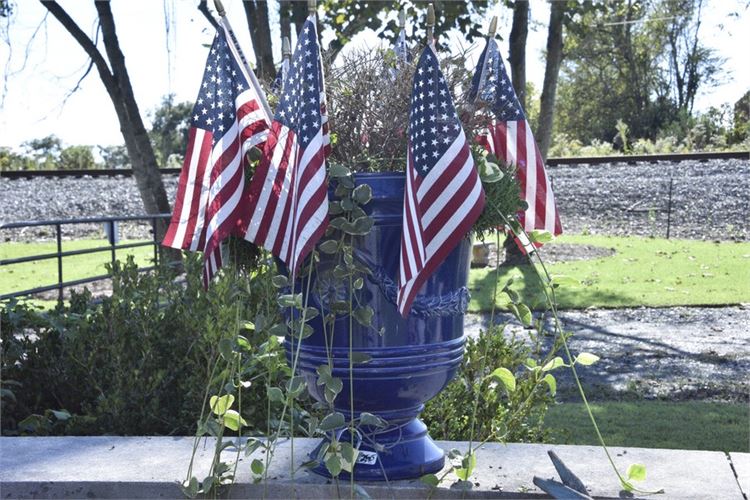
(1, 437, 746, 499)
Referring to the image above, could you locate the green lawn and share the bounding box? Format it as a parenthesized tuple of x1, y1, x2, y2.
(0, 239, 154, 297)
(469, 235, 750, 311)
(545, 401, 749, 452)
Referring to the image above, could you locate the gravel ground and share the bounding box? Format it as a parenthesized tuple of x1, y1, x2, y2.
(465, 305, 750, 403)
(549, 158, 750, 241)
(1, 157, 748, 241)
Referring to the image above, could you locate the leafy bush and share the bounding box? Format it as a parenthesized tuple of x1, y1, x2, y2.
(423, 324, 554, 443)
(0, 254, 285, 436)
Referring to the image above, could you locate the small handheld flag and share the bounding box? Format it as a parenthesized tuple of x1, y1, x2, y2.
(470, 37, 562, 244)
(241, 15, 330, 274)
(162, 19, 271, 286)
(397, 46, 485, 317)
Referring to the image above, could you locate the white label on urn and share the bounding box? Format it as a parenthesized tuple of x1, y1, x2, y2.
(356, 451, 378, 465)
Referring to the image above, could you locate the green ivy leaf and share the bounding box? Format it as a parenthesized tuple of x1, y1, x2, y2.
(420, 473, 440, 487)
(542, 356, 566, 372)
(210, 394, 234, 416)
(489, 367, 516, 392)
(218, 338, 234, 361)
(575, 352, 600, 366)
(266, 386, 284, 403)
(353, 306, 374, 327)
(339, 442, 359, 472)
(201, 475, 214, 495)
(516, 303, 533, 326)
(319, 412, 345, 431)
(328, 200, 343, 215)
(329, 164, 351, 178)
(360, 412, 387, 428)
(326, 376, 343, 395)
(528, 229, 554, 244)
(51, 410, 71, 421)
(285, 376, 307, 398)
(350, 352, 372, 364)
(319, 239, 339, 254)
(183, 476, 199, 498)
(454, 452, 476, 481)
(353, 184, 373, 204)
(353, 277, 364, 290)
(277, 293, 302, 309)
(627, 463, 647, 482)
(542, 373, 557, 396)
(222, 409, 247, 431)
(251, 458, 264, 475)
(325, 454, 342, 477)
(271, 275, 288, 288)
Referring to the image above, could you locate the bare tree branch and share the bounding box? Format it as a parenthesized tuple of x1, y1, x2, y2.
(38, 1, 116, 91)
(197, 0, 220, 31)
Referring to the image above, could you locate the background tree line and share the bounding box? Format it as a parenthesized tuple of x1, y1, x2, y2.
(1, 0, 748, 221)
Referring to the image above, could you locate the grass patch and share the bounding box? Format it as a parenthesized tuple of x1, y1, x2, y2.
(0, 239, 154, 297)
(469, 235, 750, 311)
(545, 401, 749, 452)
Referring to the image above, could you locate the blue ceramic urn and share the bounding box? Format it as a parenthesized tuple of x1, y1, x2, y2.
(286, 172, 472, 481)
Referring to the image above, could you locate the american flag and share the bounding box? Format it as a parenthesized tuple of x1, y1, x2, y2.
(397, 46, 485, 317)
(470, 37, 562, 242)
(240, 16, 329, 273)
(162, 20, 271, 286)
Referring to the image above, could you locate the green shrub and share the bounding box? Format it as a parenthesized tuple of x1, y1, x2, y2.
(0, 254, 285, 436)
(423, 324, 553, 443)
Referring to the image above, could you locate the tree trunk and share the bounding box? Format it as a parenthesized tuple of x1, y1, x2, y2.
(505, 0, 530, 265)
(536, 0, 566, 161)
(242, 0, 276, 81)
(508, 0, 529, 111)
(42, 1, 172, 243)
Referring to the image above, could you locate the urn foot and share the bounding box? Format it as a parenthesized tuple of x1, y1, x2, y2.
(309, 418, 444, 481)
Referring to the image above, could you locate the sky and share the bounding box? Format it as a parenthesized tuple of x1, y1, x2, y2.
(0, 0, 748, 150)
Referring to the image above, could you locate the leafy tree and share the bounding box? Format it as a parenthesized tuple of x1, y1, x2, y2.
(149, 94, 192, 168)
(553, 0, 722, 145)
(0, 147, 34, 171)
(22, 134, 62, 170)
(97, 144, 129, 169)
(202, 0, 498, 80)
(59, 145, 96, 170)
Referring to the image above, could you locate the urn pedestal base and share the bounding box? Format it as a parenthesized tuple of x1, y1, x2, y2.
(309, 418, 444, 481)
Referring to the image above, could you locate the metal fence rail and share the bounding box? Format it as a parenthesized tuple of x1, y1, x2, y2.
(0, 214, 171, 302)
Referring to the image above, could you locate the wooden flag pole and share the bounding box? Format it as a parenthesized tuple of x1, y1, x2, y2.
(399, 8, 406, 30)
(426, 4, 435, 45)
(488, 15, 498, 38)
(282, 36, 291, 61)
(308, 0, 316, 15)
(212, 0, 273, 119)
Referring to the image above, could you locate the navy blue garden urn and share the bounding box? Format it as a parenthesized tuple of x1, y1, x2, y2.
(286, 172, 472, 481)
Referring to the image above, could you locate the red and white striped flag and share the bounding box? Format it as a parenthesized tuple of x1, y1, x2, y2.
(398, 46, 485, 317)
(240, 15, 329, 273)
(162, 20, 271, 285)
(471, 37, 562, 243)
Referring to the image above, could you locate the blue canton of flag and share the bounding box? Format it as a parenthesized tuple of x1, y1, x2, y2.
(397, 46, 485, 316)
(469, 38, 524, 121)
(241, 16, 330, 274)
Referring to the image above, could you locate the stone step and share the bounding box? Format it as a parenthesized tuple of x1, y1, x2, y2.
(0, 437, 746, 499)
